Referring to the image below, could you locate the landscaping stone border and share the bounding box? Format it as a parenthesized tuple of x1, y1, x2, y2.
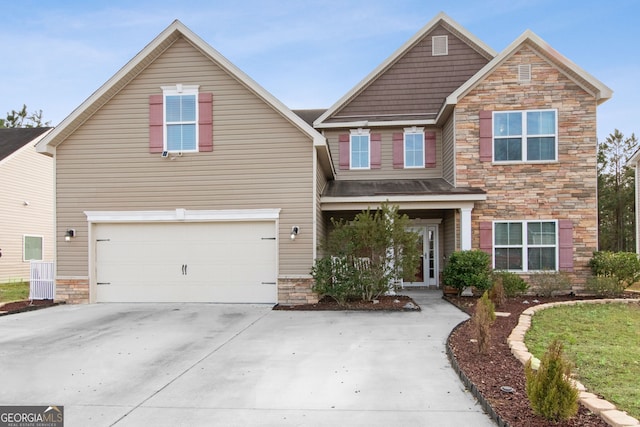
(508, 298, 640, 427)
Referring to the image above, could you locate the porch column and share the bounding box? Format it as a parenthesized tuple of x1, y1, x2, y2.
(460, 207, 472, 250)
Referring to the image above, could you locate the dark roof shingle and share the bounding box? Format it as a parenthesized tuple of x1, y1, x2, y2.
(0, 128, 51, 161)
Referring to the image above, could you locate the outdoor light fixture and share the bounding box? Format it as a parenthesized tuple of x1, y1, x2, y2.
(65, 229, 76, 242)
(290, 226, 299, 240)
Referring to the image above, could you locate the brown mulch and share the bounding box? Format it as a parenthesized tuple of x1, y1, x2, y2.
(0, 299, 59, 316)
(273, 294, 420, 311)
(445, 293, 631, 427)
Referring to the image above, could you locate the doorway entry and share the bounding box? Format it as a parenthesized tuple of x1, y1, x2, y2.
(405, 225, 438, 287)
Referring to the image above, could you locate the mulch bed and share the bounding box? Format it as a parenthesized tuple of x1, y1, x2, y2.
(273, 294, 420, 311)
(0, 299, 60, 316)
(445, 293, 638, 427)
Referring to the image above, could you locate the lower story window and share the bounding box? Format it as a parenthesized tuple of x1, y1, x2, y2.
(24, 235, 43, 261)
(494, 221, 556, 271)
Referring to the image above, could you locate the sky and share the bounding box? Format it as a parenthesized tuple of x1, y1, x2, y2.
(0, 0, 638, 141)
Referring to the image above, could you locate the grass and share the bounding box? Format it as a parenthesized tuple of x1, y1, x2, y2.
(0, 280, 29, 302)
(525, 302, 640, 420)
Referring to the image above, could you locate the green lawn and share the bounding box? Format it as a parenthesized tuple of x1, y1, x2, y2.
(0, 281, 29, 302)
(525, 302, 640, 420)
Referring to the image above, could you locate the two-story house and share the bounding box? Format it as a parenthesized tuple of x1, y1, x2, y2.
(36, 13, 610, 304)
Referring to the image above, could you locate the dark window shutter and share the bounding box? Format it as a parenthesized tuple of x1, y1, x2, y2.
(393, 133, 404, 169)
(558, 220, 574, 272)
(149, 95, 164, 153)
(198, 92, 213, 152)
(479, 221, 492, 256)
(425, 131, 436, 168)
(339, 134, 350, 169)
(479, 110, 492, 162)
(371, 133, 382, 169)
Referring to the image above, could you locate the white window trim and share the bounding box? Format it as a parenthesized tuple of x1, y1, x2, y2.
(349, 128, 371, 170)
(492, 220, 558, 272)
(162, 84, 200, 153)
(403, 126, 425, 169)
(23, 234, 44, 262)
(492, 109, 558, 163)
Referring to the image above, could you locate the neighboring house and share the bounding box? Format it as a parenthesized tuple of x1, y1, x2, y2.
(36, 13, 611, 304)
(0, 127, 54, 283)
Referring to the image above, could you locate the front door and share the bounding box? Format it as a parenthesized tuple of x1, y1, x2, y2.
(405, 225, 439, 287)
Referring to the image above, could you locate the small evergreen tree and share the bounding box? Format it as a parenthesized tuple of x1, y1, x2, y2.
(525, 339, 579, 421)
(472, 291, 496, 354)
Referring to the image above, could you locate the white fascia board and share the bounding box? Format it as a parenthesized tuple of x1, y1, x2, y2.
(85, 208, 281, 223)
(314, 12, 496, 128)
(314, 119, 436, 129)
(321, 198, 480, 211)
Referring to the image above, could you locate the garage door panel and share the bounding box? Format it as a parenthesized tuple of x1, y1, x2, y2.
(95, 221, 277, 303)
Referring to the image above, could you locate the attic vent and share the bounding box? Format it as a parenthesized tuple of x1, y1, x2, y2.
(432, 35, 448, 56)
(518, 64, 531, 82)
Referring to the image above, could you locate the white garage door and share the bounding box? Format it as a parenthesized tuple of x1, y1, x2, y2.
(94, 221, 277, 303)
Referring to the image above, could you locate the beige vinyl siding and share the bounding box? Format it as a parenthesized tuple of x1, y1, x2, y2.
(315, 154, 328, 254)
(442, 209, 458, 258)
(325, 129, 443, 180)
(55, 36, 314, 277)
(442, 114, 455, 185)
(0, 143, 54, 282)
(327, 26, 489, 122)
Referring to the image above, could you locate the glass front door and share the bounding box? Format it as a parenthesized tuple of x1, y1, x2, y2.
(405, 225, 438, 287)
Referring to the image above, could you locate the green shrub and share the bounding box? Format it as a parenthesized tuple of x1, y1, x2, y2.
(472, 291, 496, 354)
(584, 275, 627, 297)
(525, 339, 579, 421)
(529, 271, 572, 297)
(492, 271, 529, 297)
(589, 251, 640, 290)
(442, 250, 492, 295)
(311, 204, 421, 304)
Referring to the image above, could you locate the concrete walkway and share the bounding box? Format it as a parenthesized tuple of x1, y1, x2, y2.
(0, 291, 494, 426)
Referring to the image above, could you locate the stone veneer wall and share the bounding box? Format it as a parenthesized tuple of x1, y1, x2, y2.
(278, 277, 318, 305)
(56, 277, 90, 304)
(455, 44, 598, 288)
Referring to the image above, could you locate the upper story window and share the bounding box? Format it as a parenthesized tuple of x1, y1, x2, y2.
(350, 129, 370, 169)
(404, 128, 425, 168)
(149, 86, 213, 154)
(493, 220, 557, 271)
(493, 109, 557, 162)
(163, 84, 199, 152)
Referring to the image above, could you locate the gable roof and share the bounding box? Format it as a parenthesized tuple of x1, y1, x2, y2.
(36, 20, 327, 155)
(0, 127, 52, 162)
(314, 12, 497, 128)
(438, 29, 613, 124)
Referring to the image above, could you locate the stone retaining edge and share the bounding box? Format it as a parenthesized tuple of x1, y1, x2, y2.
(508, 298, 640, 427)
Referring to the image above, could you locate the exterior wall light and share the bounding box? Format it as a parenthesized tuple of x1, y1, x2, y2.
(290, 226, 299, 240)
(65, 229, 76, 242)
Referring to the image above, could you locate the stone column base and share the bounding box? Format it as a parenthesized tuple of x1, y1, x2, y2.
(278, 277, 319, 305)
(56, 277, 90, 304)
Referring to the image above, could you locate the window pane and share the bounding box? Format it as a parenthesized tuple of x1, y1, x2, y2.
(527, 111, 555, 135)
(528, 222, 556, 245)
(351, 135, 369, 168)
(405, 133, 424, 167)
(494, 112, 522, 137)
(24, 236, 43, 261)
(181, 95, 196, 121)
(495, 248, 523, 270)
(166, 95, 196, 122)
(166, 125, 182, 151)
(166, 96, 182, 122)
(528, 247, 556, 270)
(527, 137, 555, 161)
(494, 138, 522, 161)
(495, 223, 522, 245)
(181, 124, 196, 150)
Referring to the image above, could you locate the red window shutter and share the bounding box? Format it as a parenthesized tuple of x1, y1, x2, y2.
(149, 95, 164, 153)
(371, 133, 382, 169)
(393, 133, 404, 168)
(425, 131, 436, 168)
(339, 134, 350, 169)
(198, 92, 213, 152)
(479, 221, 492, 256)
(479, 110, 492, 162)
(558, 220, 574, 272)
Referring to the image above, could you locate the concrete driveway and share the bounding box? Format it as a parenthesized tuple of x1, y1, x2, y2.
(0, 291, 494, 427)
